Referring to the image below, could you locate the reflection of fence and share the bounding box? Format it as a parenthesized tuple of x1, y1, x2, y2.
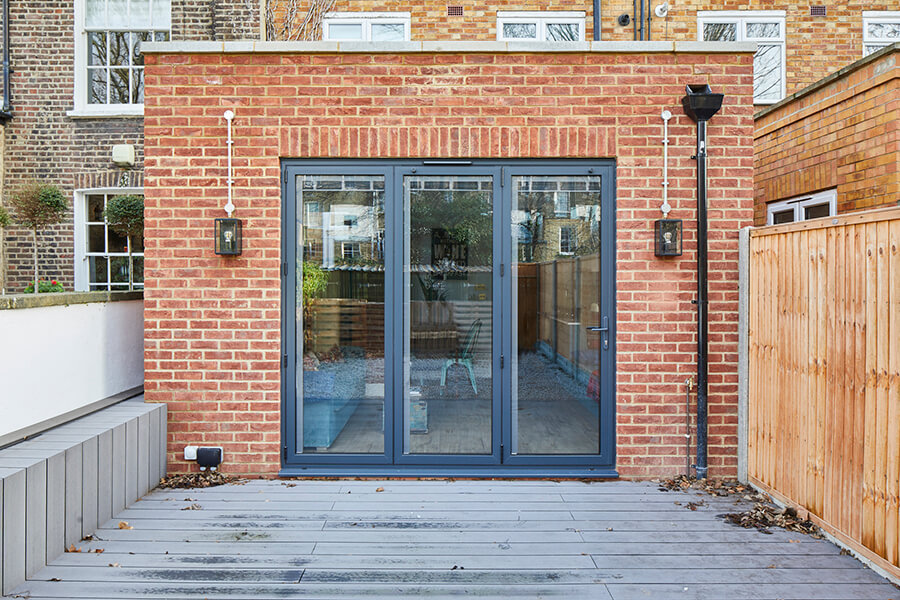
(526, 256, 601, 381)
(746, 208, 900, 578)
(308, 299, 384, 355)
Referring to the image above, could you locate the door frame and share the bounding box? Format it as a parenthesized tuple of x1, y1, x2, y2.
(280, 159, 617, 477)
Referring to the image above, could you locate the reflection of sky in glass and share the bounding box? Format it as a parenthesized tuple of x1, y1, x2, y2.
(372, 23, 405, 41)
(746, 22, 779, 38)
(703, 22, 736, 41)
(503, 23, 537, 39)
(754, 44, 782, 102)
(328, 23, 363, 40)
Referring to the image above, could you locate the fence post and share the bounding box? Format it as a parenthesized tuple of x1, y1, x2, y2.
(738, 226, 751, 483)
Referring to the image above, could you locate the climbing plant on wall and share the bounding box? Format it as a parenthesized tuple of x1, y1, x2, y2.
(266, 0, 337, 41)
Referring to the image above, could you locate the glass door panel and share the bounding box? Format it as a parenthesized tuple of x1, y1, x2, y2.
(511, 175, 602, 455)
(403, 175, 494, 455)
(296, 174, 386, 453)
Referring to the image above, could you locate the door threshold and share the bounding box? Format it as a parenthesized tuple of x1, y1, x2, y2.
(279, 466, 619, 479)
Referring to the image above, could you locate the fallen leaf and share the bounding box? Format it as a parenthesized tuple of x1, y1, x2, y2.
(50, 577, 62, 582)
(118, 521, 133, 530)
(93, 549, 105, 554)
(375, 487, 384, 492)
(66, 544, 81, 553)
(181, 503, 202, 511)
(108, 562, 120, 568)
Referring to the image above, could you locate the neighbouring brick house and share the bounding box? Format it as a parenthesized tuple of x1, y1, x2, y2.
(754, 44, 899, 226)
(0, 0, 260, 294)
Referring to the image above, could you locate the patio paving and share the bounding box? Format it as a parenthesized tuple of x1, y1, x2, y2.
(7, 479, 898, 599)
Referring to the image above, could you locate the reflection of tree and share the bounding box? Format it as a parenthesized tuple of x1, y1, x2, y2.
(546, 23, 579, 41)
(753, 44, 781, 101)
(516, 191, 552, 263)
(516, 191, 600, 262)
(703, 22, 736, 42)
(409, 189, 492, 266)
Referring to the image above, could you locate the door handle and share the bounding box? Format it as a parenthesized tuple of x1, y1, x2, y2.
(586, 317, 610, 350)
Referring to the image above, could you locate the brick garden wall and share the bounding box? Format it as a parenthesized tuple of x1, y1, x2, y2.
(754, 46, 899, 225)
(143, 45, 755, 478)
(0, 0, 260, 293)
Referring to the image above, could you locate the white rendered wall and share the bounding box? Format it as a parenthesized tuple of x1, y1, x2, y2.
(0, 300, 143, 438)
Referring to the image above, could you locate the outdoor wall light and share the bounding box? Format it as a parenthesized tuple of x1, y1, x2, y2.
(215, 217, 242, 256)
(654, 218, 682, 256)
(214, 109, 241, 256)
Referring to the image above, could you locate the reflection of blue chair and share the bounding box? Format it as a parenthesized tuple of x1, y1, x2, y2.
(441, 319, 482, 394)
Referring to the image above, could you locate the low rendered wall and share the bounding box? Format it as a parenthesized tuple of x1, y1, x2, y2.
(0, 292, 144, 444)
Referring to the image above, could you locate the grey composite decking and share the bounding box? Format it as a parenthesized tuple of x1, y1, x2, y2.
(6, 480, 898, 600)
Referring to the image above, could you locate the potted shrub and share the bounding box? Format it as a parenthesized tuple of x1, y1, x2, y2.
(103, 194, 144, 291)
(9, 182, 67, 294)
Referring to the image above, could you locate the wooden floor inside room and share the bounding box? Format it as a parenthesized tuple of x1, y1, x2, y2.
(7, 480, 898, 599)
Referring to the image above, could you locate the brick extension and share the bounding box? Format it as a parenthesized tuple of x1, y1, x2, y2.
(143, 45, 755, 478)
(754, 45, 899, 224)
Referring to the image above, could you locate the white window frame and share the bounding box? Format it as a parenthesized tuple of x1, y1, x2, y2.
(74, 188, 145, 291)
(341, 242, 361, 260)
(322, 12, 411, 42)
(71, 0, 171, 118)
(697, 11, 786, 104)
(766, 189, 837, 226)
(863, 11, 900, 56)
(558, 226, 576, 255)
(496, 11, 585, 42)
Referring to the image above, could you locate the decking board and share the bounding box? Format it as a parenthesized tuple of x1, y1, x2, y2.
(8, 480, 897, 600)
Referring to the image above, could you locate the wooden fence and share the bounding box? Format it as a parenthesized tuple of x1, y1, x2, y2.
(747, 206, 900, 578)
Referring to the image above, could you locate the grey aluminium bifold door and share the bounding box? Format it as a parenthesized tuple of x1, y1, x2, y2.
(281, 160, 616, 477)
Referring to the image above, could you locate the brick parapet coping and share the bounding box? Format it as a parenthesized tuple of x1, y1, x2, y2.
(142, 40, 757, 55)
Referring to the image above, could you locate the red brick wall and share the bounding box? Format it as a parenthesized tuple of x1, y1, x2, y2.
(754, 46, 899, 225)
(143, 48, 755, 478)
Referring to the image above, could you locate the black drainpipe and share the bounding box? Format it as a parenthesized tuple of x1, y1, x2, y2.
(593, 0, 600, 41)
(681, 84, 723, 480)
(1, 0, 11, 120)
(638, 0, 644, 40)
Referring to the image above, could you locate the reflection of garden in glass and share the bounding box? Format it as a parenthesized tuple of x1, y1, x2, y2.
(404, 176, 494, 455)
(512, 175, 602, 455)
(296, 175, 386, 454)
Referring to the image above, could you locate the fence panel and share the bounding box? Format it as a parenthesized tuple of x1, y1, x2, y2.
(748, 207, 900, 578)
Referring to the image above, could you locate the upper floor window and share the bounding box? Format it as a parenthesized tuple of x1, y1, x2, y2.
(322, 13, 411, 42)
(698, 11, 785, 104)
(73, 0, 171, 116)
(766, 189, 836, 226)
(497, 11, 585, 42)
(863, 12, 900, 56)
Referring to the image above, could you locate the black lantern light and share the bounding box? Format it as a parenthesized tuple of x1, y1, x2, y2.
(654, 218, 682, 256)
(215, 218, 242, 256)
